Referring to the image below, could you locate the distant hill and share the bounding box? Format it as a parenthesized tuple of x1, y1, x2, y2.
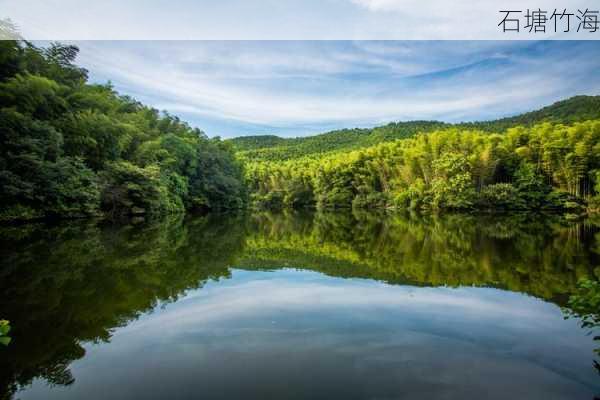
(230, 121, 449, 161)
(492, 95, 600, 126)
(226, 135, 288, 151)
(228, 95, 600, 162)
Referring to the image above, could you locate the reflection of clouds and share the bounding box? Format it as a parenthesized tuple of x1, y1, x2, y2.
(30, 269, 597, 400)
(123, 270, 557, 334)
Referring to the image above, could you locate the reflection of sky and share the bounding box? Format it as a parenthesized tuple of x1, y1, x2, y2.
(21, 269, 599, 400)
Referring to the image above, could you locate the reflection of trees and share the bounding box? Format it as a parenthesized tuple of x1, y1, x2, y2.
(563, 278, 600, 378)
(0, 214, 246, 400)
(0, 210, 599, 398)
(239, 211, 600, 302)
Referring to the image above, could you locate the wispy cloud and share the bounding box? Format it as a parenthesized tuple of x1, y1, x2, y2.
(39, 270, 597, 400)
(4, 0, 596, 40)
(123, 271, 561, 332)
(69, 41, 600, 137)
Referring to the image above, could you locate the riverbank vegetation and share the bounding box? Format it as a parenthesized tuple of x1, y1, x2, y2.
(2, 39, 600, 221)
(0, 320, 10, 346)
(0, 40, 245, 222)
(564, 278, 600, 374)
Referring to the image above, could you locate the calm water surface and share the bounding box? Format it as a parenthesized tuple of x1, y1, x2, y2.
(1, 211, 599, 399)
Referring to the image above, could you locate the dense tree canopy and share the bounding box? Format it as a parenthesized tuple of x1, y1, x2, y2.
(244, 120, 600, 213)
(0, 40, 245, 221)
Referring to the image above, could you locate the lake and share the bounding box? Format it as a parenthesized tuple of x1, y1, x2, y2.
(1, 211, 599, 399)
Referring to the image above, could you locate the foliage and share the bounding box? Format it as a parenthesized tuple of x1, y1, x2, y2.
(0, 320, 10, 346)
(230, 122, 450, 162)
(244, 121, 600, 212)
(589, 170, 600, 212)
(188, 140, 246, 210)
(100, 161, 180, 217)
(0, 40, 245, 221)
(565, 279, 600, 330)
(478, 183, 524, 210)
(564, 278, 600, 374)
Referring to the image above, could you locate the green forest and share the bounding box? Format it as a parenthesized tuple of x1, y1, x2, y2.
(243, 120, 600, 213)
(0, 40, 246, 222)
(2, 40, 600, 221)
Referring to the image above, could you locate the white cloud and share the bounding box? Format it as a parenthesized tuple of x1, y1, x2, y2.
(1, 0, 598, 39)
(350, 0, 407, 12)
(71, 41, 600, 136)
(122, 275, 558, 332)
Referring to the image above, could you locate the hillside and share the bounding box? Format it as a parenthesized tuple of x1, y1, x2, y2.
(229, 96, 600, 162)
(490, 95, 600, 126)
(0, 40, 246, 222)
(230, 122, 448, 161)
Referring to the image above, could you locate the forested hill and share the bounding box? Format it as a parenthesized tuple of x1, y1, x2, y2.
(229, 96, 600, 162)
(0, 40, 246, 222)
(489, 95, 600, 127)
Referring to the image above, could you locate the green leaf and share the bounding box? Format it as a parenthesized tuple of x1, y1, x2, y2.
(0, 320, 10, 335)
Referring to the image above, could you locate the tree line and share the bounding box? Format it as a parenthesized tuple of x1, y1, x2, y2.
(245, 121, 600, 213)
(0, 40, 246, 222)
(2, 40, 600, 220)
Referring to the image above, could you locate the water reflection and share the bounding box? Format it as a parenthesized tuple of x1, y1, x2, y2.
(0, 211, 599, 399)
(242, 211, 599, 301)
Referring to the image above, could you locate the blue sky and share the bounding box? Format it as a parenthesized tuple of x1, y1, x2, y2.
(68, 40, 600, 138)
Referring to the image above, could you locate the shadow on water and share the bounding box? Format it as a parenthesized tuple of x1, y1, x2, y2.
(0, 210, 599, 399)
